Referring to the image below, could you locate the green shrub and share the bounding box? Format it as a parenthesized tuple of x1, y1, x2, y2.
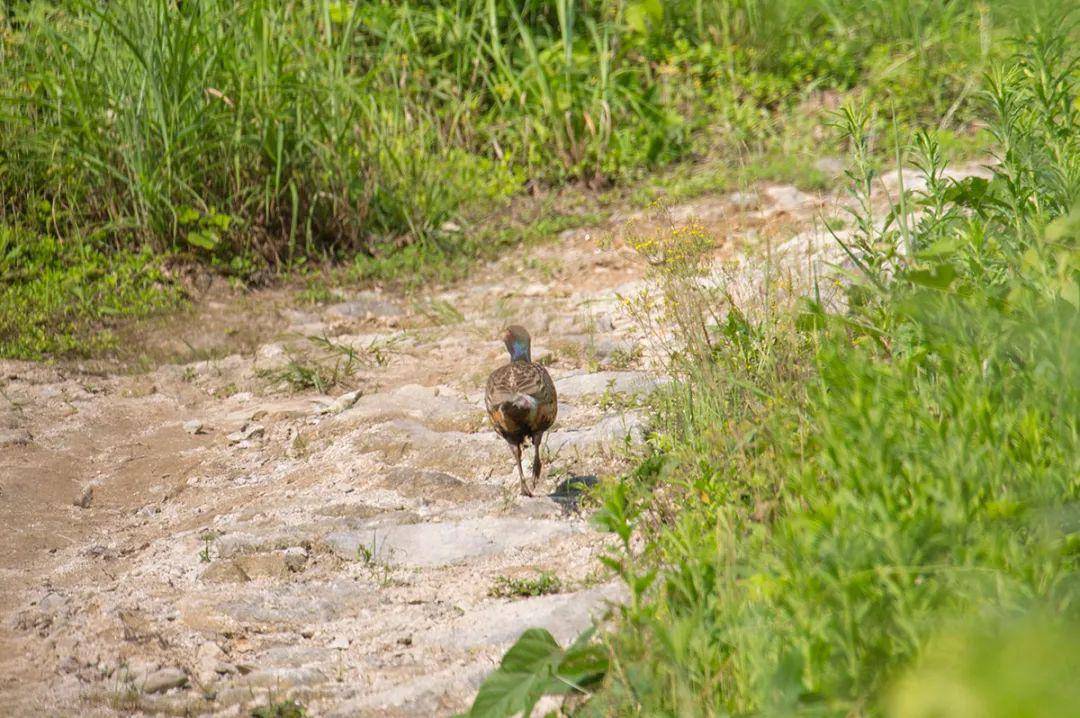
(579, 23, 1079, 717)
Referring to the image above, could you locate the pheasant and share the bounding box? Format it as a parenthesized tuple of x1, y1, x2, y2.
(485, 325, 558, 496)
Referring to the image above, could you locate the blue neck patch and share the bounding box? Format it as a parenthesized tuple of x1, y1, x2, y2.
(510, 340, 530, 362)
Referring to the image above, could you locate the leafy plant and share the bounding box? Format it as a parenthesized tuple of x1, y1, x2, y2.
(465, 628, 607, 718)
(258, 333, 400, 393)
(563, 21, 1080, 717)
(251, 699, 306, 718)
(489, 572, 563, 599)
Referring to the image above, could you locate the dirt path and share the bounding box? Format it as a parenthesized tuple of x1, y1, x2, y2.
(0, 168, 972, 716)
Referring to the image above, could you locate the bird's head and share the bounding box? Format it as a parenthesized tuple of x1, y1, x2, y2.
(502, 325, 532, 362)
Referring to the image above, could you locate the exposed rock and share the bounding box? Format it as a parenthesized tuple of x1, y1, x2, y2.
(234, 553, 289, 580)
(0, 428, 31, 446)
(215, 527, 314, 558)
(186, 580, 365, 630)
(199, 560, 250, 584)
(283, 546, 308, 572)
(73, 485, 93, 509)
(325, 662, 491, 717)
(421, 583, 625, 649)
(727, 190, 760, 209)
(120, 656, 160, 684)
(545, 413, 646, 453)
(555, 370, 664, 399)
(667, 199, 730, 223)
(342, 384, 482, 432)
(142, 667, 188, 694)
(350, 420, 497, 472)
(121, 381, 157, 398)
(57, 656, 80, 674)
(323, 518, 580, 568)
(315, 388, 364, 414)
(378, 467, 499, 503)
(194, 641, 229, 684)
(327, 293, 403, 320)
(237, 665, 329, 689)
(763, 184, 815, 212)
(182, 419, 205, 435)
(226, 422, 265, 444)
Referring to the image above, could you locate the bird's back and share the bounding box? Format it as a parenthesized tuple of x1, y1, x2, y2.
(485, 360, 557, 442)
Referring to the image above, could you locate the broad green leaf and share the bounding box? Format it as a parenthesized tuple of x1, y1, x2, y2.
(550, 643, 609, 693)
(500, 628, 561, 673)
(625, 0, 662, 35)
(206, 212, 233, 230)
(942, 176, 990, 208)
(905, 263, 956, 290)
(469, 629, 562, 718)
(185, 230, 218, 251)
(468, 628, 610, 717)
(176, 206, 200, 225)
(916, 235, 963, 259)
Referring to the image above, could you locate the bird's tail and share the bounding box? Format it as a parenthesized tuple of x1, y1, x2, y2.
(507, 394, 539, 411)
(496, 394, 539, 423)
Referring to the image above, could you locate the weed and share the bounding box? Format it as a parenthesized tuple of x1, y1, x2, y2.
(251, 699, 306, 718)
(197, 531, 217, 563)
(596, 381, 645, 413)
(298, 283, 336, 306)
(604, 344, 643, 370)
(258, 334, 399, 394)
(0, 0, 1038, 300)
(489, 572, 563, 599)
(412, 298, 465, 326)
(356, 531, 395, 587)
(262, 358, 337, 394)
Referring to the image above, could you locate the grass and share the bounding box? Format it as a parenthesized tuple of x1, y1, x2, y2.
(467, 17, 1080, 718)
(251, 699, 306, 718)
(258, 334, 401, 394)
(489, 571, 564, 599)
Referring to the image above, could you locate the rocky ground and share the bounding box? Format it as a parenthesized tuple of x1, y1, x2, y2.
(0, 164, 985, 716)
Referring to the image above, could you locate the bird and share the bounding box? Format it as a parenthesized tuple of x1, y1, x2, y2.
(485, 325, 558, 496)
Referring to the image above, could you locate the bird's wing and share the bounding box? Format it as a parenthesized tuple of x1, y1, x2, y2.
(533, 363, 558, 429)
(486, 362, 550, 404)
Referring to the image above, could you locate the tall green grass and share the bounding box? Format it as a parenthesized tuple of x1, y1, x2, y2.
(1, 0, 516, 266)
(465, 16, 1078, 718)
(0, 0, 1048, 263)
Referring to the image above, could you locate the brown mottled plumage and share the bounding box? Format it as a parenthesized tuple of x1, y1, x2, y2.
(485, 325, 557, 496)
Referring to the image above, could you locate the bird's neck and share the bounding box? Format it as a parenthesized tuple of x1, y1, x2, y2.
(509, 341, 531, 362)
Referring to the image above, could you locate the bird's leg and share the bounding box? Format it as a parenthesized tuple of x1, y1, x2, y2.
(530, 432, 544, 494)
(511, 442, 531, 497)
